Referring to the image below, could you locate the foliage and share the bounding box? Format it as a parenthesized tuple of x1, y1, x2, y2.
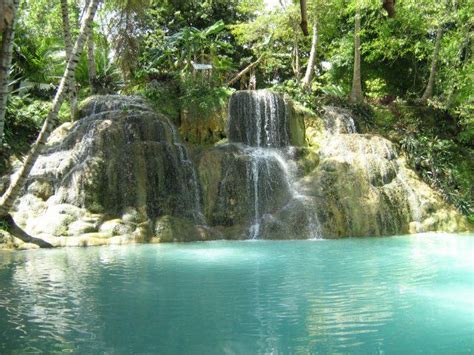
(273, 80, 316, 110)
(138, 12, 243, 121)
(141, 79, 181, 120)
(141, 20, 233, 78)
(12, 27, 65, 86)
(367, 102, 474, 219)
(401, 133, 473, 219)
(141, 75, 232, 121)
(1, 95, 48, 174)
(103, 0, 152, 80)
(75, 39, 124, 95)
(1, 0, 472, 220)
(178, 80, 232, 116)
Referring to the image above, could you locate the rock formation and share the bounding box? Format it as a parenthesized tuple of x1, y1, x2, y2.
(2, 92, 469, 248)
(303, 107, 467, 237)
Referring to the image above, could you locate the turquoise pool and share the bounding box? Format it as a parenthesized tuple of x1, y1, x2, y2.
(1, 234, 473, 353)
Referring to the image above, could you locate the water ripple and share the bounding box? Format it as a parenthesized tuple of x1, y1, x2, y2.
(0, 235, 473, 353)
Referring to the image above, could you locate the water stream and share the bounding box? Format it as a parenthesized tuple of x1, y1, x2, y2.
(228, 90, 321, 239)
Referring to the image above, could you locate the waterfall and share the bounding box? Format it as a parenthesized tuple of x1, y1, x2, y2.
(29, 95, 206, 225)
(14, 94, 467, 244)
(228, 90, 321, 239)
(228, 90, 289, 148)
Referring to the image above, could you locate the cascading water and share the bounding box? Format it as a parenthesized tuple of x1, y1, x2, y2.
(23, 95, 206, 234)
(9, 93, 468, 247)
(228, 90, 321, 239)
(229, 90, 289, 147)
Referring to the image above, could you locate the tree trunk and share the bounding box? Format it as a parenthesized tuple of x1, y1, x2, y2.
(382, 0, 396, 18)
(0, 0, 15, 34)
(87, 29, 97, 94)
(302, 21, 318, 89)
(249, 68, 256, 90)
(240, 73, 247, 90)
(226, 54, 264, 86)
(60, 0, 73, 61)
(350, 10, 363, 103)
(292, 43, 301, 79)
(0, 0, 100, 245)
(0, 0, 20, 146)
(421, 25, 443, 102)
(299, 0, 309, 36)
(60, 0, 78, 120)
(1, 214, 53, 248)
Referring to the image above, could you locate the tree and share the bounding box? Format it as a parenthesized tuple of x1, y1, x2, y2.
(382, 0, 396, 18)
(0, 0, 16, 32)
(302, 21, 318, 89)
(0, 0, 20, 145)
(60, 0, 78, 118)
(227, 54, 265, 86)
(298, 0, 337, 89)
(299, 0, 309, 36)
(106, 0, 152, 81)
(87, 29, 97, 93)
(350, 9, 362, 102)
(0, 0, 101, 247)
(419, 0, 453, 103)
(230, 3, 304, 87)
(420, 25, 443, 102)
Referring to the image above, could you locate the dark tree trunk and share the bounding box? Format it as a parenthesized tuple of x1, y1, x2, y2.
(0, 0, 19, 145)
(299, 0, 309, 36)
(1, 214, 53, 248)
(383, 0, 396, 18)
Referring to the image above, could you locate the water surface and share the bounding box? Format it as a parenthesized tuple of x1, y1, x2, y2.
(1, 234, 473, 353)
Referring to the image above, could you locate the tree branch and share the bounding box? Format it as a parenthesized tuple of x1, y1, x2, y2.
(226, 54, 265, 87)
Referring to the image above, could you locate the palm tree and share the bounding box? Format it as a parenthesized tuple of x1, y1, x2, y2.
(0, 0, 101, 247)
(60, 0, 78, 118)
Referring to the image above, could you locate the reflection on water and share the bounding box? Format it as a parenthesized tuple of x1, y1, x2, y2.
(1, 234, 473, 353)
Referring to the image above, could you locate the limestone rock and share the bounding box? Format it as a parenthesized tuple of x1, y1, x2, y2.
(12, 95, 204, 244)
(153, 215, 210, 242)
(198, 144, 292, 237)
(99, 219, 134, 236)
(302, 108, 470, 237)
(180, 101, 228, 145)
(27, 180, 54, 201)
(68, 220, 98, 236)
(4, 93, 469, 248)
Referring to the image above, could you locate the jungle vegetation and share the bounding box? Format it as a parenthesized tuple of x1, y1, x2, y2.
(0, 0, 472, 234)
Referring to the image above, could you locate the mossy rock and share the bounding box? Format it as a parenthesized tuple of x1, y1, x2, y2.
(154, 215, 210, 242)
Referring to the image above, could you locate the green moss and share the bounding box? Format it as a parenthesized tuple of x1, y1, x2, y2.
(287, 101, 307, 147)
(154, 215, 208, 242)
(295, 148, 320, 175)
